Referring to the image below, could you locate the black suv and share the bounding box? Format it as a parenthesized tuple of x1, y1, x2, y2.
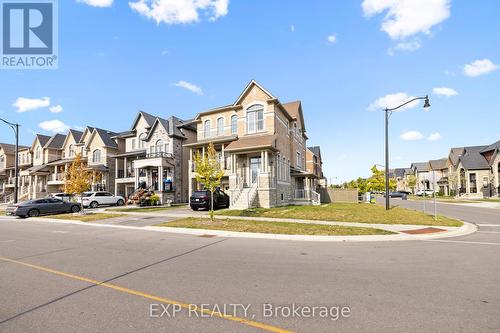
(190, 189, 230, 211)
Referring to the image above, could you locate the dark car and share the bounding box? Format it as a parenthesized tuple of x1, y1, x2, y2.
(190, 189, 230, 211)
(385, 191, 408, 199)
(5, 198, 82, 218)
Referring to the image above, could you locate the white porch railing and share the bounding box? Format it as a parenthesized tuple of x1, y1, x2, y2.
(294, 189, 321, 205)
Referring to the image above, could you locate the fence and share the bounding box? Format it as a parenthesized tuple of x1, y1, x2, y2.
(318, 188, 359, 203)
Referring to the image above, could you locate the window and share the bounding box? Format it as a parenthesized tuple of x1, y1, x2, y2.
(139, 133, 147, 148)
(231, 115, 237, 135)
(131, 139, 136, 150)
(296, 151, 301, 169)
(217, 117, 224, 136)
(469, 173, 477, 193)
(0, 155, 4, 163)
(35, 147, 41, 159)
(246, 104, 264, 134)
(155, 139, 164, 153)
(92, 149, 101, 163)
(204, 120, 211, 139)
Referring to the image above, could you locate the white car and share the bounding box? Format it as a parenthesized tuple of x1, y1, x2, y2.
(415, 190, 436, 197)
(78, 191, 125, 208)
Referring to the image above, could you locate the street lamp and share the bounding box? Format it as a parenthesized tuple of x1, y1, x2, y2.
(384, 95, 430, 210)
(0, 118, 20, 204)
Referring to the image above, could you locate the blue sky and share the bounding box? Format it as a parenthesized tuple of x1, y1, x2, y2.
(1, 0, 499, 183)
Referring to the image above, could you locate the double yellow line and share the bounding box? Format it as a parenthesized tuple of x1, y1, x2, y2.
(0, 255, 292, 333)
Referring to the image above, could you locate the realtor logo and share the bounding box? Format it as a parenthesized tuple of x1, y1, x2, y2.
(1, 0, 58, 69)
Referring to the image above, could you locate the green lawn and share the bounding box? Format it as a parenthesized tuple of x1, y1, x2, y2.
(44, 213, 125, 222)
(106, 205, 185, 213)
(218, 203, 462, 227)
(156, 218, 394, 236)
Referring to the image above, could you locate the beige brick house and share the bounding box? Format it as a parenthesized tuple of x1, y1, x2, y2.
(113, 111, 197, 204)
(185, 80, 320, 209)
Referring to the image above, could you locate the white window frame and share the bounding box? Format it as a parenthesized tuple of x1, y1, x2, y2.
(231, 115, 237, 135)
(246, 104, 264, 134)
(217, 117, 224, 137)
(204, 120, 211, 139)
(92, 149, 101, 163)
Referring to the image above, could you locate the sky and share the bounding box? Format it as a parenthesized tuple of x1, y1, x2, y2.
(1, 0, 499, 184)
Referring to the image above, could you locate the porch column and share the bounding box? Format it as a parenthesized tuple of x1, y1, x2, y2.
(134, 167, 139, 189)
(115, 158, 119, 179)
(264, 151, 269, 173)
(124, 157, 127, 177)
(158, 166, 164, 192)
(221, 144, 225, 169)
(34, 175, 38, 197)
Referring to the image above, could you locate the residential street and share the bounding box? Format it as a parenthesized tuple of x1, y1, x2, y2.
(0, 204, 499, 332)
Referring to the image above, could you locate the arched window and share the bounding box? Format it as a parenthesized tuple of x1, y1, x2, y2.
(92, 149, 101, 163)
(231, 115, 237, 135)
(139, 133, 147, 148)
(246, 104, 264, 134)
(35, 147, 41, 159)
(217, 117, 224, 136)
(155, 139, 164, 153)
(0, 155, 4, 163)
(204, 120, 211, 138)
(69, 144, 74, 157)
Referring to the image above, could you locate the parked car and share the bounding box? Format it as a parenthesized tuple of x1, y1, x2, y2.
(385, 191, 408, 199)
(77, 191, 125, 208)
(49, 193, 74, 202)
(5, 198, 82, 218)
(415, 190, 436, 197)
(190, 189, 230, 211)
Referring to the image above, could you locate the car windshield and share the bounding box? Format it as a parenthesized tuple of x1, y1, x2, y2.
(192, 191, 209, 197)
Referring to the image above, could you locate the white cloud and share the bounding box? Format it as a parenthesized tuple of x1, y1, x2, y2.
(77, 0, 113, 7)
(327, 34, 337, 43)
(129, 0, 229, 25)
(427, 132, 442, 141)
(362, 0, 451, 40)
(38, 120, 70, 134)
(161, 49, 169, 55)
(49, 105, 63, 113)
(290, 25, 295, 32)
(463, 59, 499, 77)
(368, 92, 418, 111)
(173, 80, 203, 95)
(433, 87, 458, 97)
(13, 97, 50, 113)
(400, 130, 424, 141)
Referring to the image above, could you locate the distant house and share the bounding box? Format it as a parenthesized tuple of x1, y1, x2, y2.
(429, 158, 449, 195)
(479, 140, 500, 197)
(306, 146, 326, 189)
(454, 146, 490, 198)
(411, 162, 432, 192)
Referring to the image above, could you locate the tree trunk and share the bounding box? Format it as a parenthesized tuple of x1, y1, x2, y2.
(210, 189, 214, 221)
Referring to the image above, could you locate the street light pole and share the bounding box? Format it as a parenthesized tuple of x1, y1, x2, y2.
(384, 95, 430, 210)
(0, 118, 20, 204)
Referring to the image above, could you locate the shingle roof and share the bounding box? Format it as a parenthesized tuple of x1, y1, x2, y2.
(36, 134, 51, 147)
(0, 143, 17, 154)
(394, 168, 406, 178)
(225, 134, 277, 152)
(282, 101, 301, 119)
(448, 147, 464, 167)
(404, 168, 414, 176)
(94, 128, 119, 149)
(44, 134, 66, 149)
(429, 158, 448, 170)
(307, 146, 321, 157)
(69, 129, 83, 143)
(140, 111, 157, 127)
(480, 140, 500, 154)
(459, 145, 490, 170)
(412, 162, 431, 172)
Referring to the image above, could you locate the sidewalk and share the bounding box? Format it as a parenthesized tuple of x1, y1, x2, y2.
(0, 209, 477, 242)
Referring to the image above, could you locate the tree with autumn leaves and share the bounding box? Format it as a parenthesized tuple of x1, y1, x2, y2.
(64, 153, 94, 212)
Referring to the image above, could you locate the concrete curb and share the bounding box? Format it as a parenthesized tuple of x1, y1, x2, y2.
(0, 216, 477, 242)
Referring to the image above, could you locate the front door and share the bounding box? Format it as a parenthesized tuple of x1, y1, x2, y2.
(249, 157, 261, 185)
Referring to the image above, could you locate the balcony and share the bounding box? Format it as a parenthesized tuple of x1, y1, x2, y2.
(47, 173, 65, 185)
(117, 169, 136, 179)
(145, 152, 173, 159)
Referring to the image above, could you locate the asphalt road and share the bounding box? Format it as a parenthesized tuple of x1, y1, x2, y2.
(0, 203, 499, 333)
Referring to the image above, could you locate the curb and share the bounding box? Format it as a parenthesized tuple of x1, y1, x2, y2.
(0, 216, 478, 243)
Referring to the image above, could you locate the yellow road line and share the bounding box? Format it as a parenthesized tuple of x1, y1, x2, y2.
(0, 255, 292, 333)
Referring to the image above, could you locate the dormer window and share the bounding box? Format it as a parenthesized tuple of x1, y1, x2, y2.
(246, 104, 264, 134)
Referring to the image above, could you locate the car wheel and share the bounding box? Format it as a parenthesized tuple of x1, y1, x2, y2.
(71, 205, 81, 213)
(89, 201, 99, 209)
(27, 209, 40, 217)
(116, 199, 125, 206)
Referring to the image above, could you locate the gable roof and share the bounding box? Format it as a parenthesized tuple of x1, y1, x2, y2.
(459, 145, 489, 170)
(282, 100, 306, 130)
(429, 158, 448, 170)
(33, 134, 51, 149)
(307, 146, 321, 159)
(92, 128, 119, 149)
(130, 111, 157, 131)
(448, 147, 464, 167)
(62, 129, 84, 149)
(411, 162, 430, 172)
(233, 80, 276, 106)
(44, 134, 66, 149)
(480, 140, 500, 154)
(0, 143, 17, 154)
(394, 168, 406, 178)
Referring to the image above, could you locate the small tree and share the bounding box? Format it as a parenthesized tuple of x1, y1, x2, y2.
(65, 153, 92, 213)
(193, 143, 225, 221)
(367, 165, 396, 192)
(407, 174, 417, 194)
